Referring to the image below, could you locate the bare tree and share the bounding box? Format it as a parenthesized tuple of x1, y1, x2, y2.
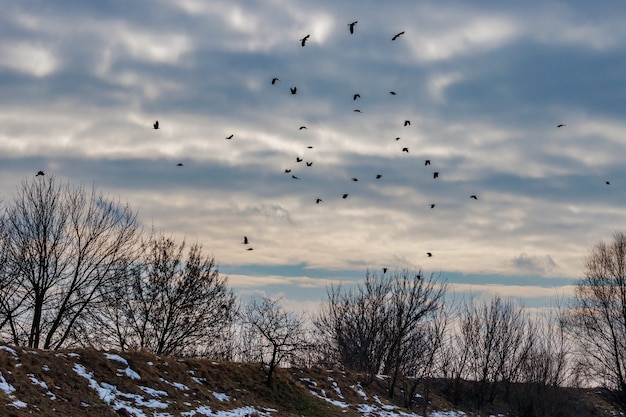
(567, 231, 626, 408)
(0, 176, 140, 349)
(240, 296, 308, 386)
(82, 232, 236, 357)
(315, 269, 446, 394)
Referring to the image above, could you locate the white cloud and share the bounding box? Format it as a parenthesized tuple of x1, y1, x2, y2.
(0, 42, 58, 77)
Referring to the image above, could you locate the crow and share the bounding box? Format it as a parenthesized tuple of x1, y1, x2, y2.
(425, 160, 431, 166)
(470, 195, 478, 200)
(342, 194, 349, 199)
(243, 236, 249, 244)
(285, 169, 292, 173)
(290, 87, 297, 94)
(354, 109, 362, 113)
(300, 34, 310, 46)
(433, 172, 439, 179)
(176, 163, 183, 166)
(296, 157, 303, 162)
(316, 198, 323, 204)
(153, 120, 159, 129)
(383, 267, 388, 273)
(306, 162, 313, 166)
(606, 181, 611, 185)
(226, 134, 234, 139)
(299, 126, 307, 130)
(392, 31, 405, 41)
(390, 91, 396, 95)
(247, 247, 254, 251)
(430, 204, 436, 209)
(376, 174, 382, 179)
(348, 21, 357, 34)
(402, 147, 409, 153)
(351, 178, 358, 182)
(353, 93, 361, 100)
(404, 120, 411, 126)
(557, 124, 566, 128)
(271, 77, 280, 85)
(35, 170, 45, 177)
(292, 175, 300, 180)
(426, 252, 432, 257)
(395, 137, 401, 141)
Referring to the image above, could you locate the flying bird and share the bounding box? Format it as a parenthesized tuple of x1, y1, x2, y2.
(557, 124, 566, 128)
(376, 174, 382, 179)
(299, 126, 307, 130)
(316, 198, 323, 204)
(395, 137, 401, 141)
(243, 236, 249, 244)
(176, 163, 183, 166)
(433, 172, 439, 179)
(226, 134, 234, 139)
(404, 120, 411, 126)
(271, 77, 280, 85)
(353, 93, 361, 100)
(306, 162, 313, 166)
(383, 267, 388, 273)
(153, 120, 159, 129)
(290, 87, 297, 94)
(392, 31, 405, 41)
(247, 247, 254, 251)
(351, 178, 358, 182)
(292, 175, 300, 180)
(470, 195, 478, 200)
(35, 170, 45, 177)
(425, 160, 431, 166)
(300, 34, 310, 46)
(307, 146, 313, 149)
(342, 194, 349, 199)
(390, 91, 396, 95)
(296, 157, 303, 162)
(348, 21, 358, 34)
(284, 169, 291, 173)
(430, 204, 436, 209)
(426, 252, 432, 257)
(354, 109, 362, 113)
(402, 147, 409, 153)
(606, 181, 611, 185)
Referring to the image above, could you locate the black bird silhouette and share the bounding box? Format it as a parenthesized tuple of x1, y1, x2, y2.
(247, 247, 254, 251)
(433, 172, 439, 179)
(354, 109, 362, 113)
(557, 124, 566, 128)
(342, 194, 349, 199)
(376, 174, 382, 179)
(290, 87, 297, 94)
(271, 77, 280, 85)
(390, 91, 397, 95)
(353, 93, 361, 100)
(300, 34, 310, 46)
(296, 157, 303, 162)
(292, 175, 300, 180)
(425, 159, 431, 166)
(299, 126, 307, 130)
(35, 170, 45, 177)
(307, 146, 313, 149)
(316, 198, 323, 204)
(348, 21, 358, 34)
(416, 274, 421, 280)
(430, 204, 436, 209)
(392, 31, 405, 41)
(383, 267, 388, 273)
(176, 163, 183, 167)
(395, 137, 401, 141)
(402, 147, 409, 153)
(426, 252, 432, 257)
(470, 195, 478, 200)
(404, 120, 411, 126)
(351, 178, 358, 182)
(606, 181, 611, 185)
(243, 236, 249, 244)
(306, 162, 313, 166)
(226, 134, 234, 139)
(284, 169, 291, 173)
(153, 120, 159, 129)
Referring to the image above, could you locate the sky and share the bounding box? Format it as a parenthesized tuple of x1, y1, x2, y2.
(1, 0, 625, 314)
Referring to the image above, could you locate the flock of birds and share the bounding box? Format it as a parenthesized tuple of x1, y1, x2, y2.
(140, 21, 583, 266)
(28, 20, 590, 273)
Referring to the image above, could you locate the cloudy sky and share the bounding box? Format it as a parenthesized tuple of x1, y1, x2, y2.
(1, 0, 625, 312)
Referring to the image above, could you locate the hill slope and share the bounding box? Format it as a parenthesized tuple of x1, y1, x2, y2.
(0, 345, 619, 416)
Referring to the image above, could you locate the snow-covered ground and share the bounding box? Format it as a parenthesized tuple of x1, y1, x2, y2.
(0, 344, 477, 417)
